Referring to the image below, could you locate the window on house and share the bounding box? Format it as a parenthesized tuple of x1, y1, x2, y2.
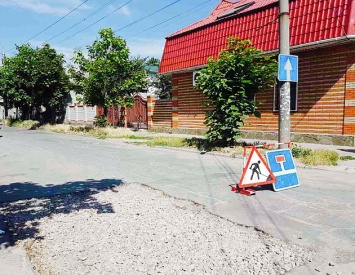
(273, 81, 298, 112)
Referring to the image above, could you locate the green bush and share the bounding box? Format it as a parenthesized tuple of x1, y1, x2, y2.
(291, 144, 312, 158)
(301, 149, 339, 166)
(339, 155, 355, 161)
(196, 37, 277, 146)
(93, 115, 108, 128)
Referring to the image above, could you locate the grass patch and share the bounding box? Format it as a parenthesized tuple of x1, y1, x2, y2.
(300, 149, 339, 166)
(146, 137, 190, 148)
(291, 144, 339, 166)
(339, 155, 355, 161)
(2, 118, 40, 129)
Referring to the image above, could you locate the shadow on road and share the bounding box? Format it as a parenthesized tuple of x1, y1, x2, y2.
(0, 179, 122, 244)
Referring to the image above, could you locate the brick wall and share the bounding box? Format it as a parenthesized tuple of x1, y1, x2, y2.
(170, 44, 355, 135)
(172, 72, 210, 129)
(148, 96, 172, 129)
(344, 45, 355, 134)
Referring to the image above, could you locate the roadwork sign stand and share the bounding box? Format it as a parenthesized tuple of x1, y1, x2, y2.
(232, 142, 291, 196)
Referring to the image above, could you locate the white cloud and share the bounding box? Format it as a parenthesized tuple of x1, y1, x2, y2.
(127, 38, 165, 58)
(0, 0, 91, 16)
(107, 4, 131, 16)
(119, 6, 131, 16)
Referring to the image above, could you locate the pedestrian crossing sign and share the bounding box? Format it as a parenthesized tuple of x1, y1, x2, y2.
(238, 147, 276, 188)
(266, 149, 299, 191)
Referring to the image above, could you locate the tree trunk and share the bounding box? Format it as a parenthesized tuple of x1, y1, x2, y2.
(4, 96, 8, 118)
(21, 105, 30, 120)
(103, 107, 108, 117)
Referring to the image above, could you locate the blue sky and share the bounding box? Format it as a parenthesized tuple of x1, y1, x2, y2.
(0, 0, 219, 62)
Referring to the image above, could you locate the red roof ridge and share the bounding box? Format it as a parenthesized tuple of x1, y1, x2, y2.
(166, 0, 277, 38)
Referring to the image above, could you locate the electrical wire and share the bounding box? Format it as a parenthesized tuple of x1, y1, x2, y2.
(57, 0, 134, 45)
(45, 0, 121, 43)
(127, 0, 214, 38)
(7, 0, 90, 52)
(114, 0, 183, 33)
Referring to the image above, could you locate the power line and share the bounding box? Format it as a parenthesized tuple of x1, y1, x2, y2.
(57, 0, 134, 45)
(7, 0, 90, 52)
(114, 0, 183, 33)
(128, 0, 214, 38)
(45, 0, 120, 43)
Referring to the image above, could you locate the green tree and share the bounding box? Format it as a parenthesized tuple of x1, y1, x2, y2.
(70, 28, 146, 120)
(152, 73, 172, 99)
(0, 44, 69, 122)
(145, 57, 160, 67)
(196, 37, 277, 146)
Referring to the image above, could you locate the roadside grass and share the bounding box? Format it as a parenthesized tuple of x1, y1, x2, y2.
(40, 124, 149, 140)
(299, 149, 339, 166)
(2, 118, 40, 129)
(291, 144, 339, 165)
(146, 137, 190, 148)
(339, 155, 355, 161)
(4, 120, 344, 166)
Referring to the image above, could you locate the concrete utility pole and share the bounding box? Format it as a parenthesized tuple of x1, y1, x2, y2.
(279, 0, 291, 147)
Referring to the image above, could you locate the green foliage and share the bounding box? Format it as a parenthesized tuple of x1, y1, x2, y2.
(146, 137, 189, 147)
(152, 73, 172, 99)
(339, 155, 355, 161)
(291, 144, 312, 158)
(196, 37, 277, 146)
(145, 57, 160, 67)
(301, 149, 339, 166)
(4, 118, 40, 129)
(0, 44, 69, 122)
(70, 28, 146, 117)
(291, 144, 339, 166)
(93, 115, 108, 128)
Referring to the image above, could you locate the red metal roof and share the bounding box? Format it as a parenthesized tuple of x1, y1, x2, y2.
(159, 0, 355, 73)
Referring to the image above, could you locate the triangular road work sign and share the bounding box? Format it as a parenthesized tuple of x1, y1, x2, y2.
(238, 147, 276, 188)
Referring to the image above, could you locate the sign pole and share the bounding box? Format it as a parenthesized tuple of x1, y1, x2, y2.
(279, 0, 291, 148)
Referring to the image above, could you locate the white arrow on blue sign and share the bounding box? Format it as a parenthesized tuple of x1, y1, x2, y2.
(278, 54, 298, 82)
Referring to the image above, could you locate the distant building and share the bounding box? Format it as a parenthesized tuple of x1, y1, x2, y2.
(141, 65, 160, 97)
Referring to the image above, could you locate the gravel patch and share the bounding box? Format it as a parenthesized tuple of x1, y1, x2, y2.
(1, 184, 314, 274)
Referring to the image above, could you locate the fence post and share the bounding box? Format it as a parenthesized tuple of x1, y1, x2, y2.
(171, 77, 179, 128)
(67, 105, 71, 122)
(147, 95, 155, 130)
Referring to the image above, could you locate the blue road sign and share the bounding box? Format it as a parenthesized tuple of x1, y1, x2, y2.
(278, 54, 298, 82)
(266, 149, 299, 191)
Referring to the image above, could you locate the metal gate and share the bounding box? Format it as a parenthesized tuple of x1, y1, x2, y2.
(100, 95, 148, 129)
(126, 95, 148, 129)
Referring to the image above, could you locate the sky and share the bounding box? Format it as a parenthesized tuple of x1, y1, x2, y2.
(0, 0, 220, 63)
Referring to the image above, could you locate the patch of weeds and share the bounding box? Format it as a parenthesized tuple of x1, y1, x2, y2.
(291, 144, 312, 158)
(339, 155, 355, 161)
(146, 137, 190, 148)
(95, 129, 108, 139)
(69, 125, 94, 133)
(124, 135, 151, 140)
(301, 149, 339, 166)
(93, 115, 108, 128)
(4, 118, 40, 129)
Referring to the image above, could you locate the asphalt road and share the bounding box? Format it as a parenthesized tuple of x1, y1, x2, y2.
(0, 126, 354, 272)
